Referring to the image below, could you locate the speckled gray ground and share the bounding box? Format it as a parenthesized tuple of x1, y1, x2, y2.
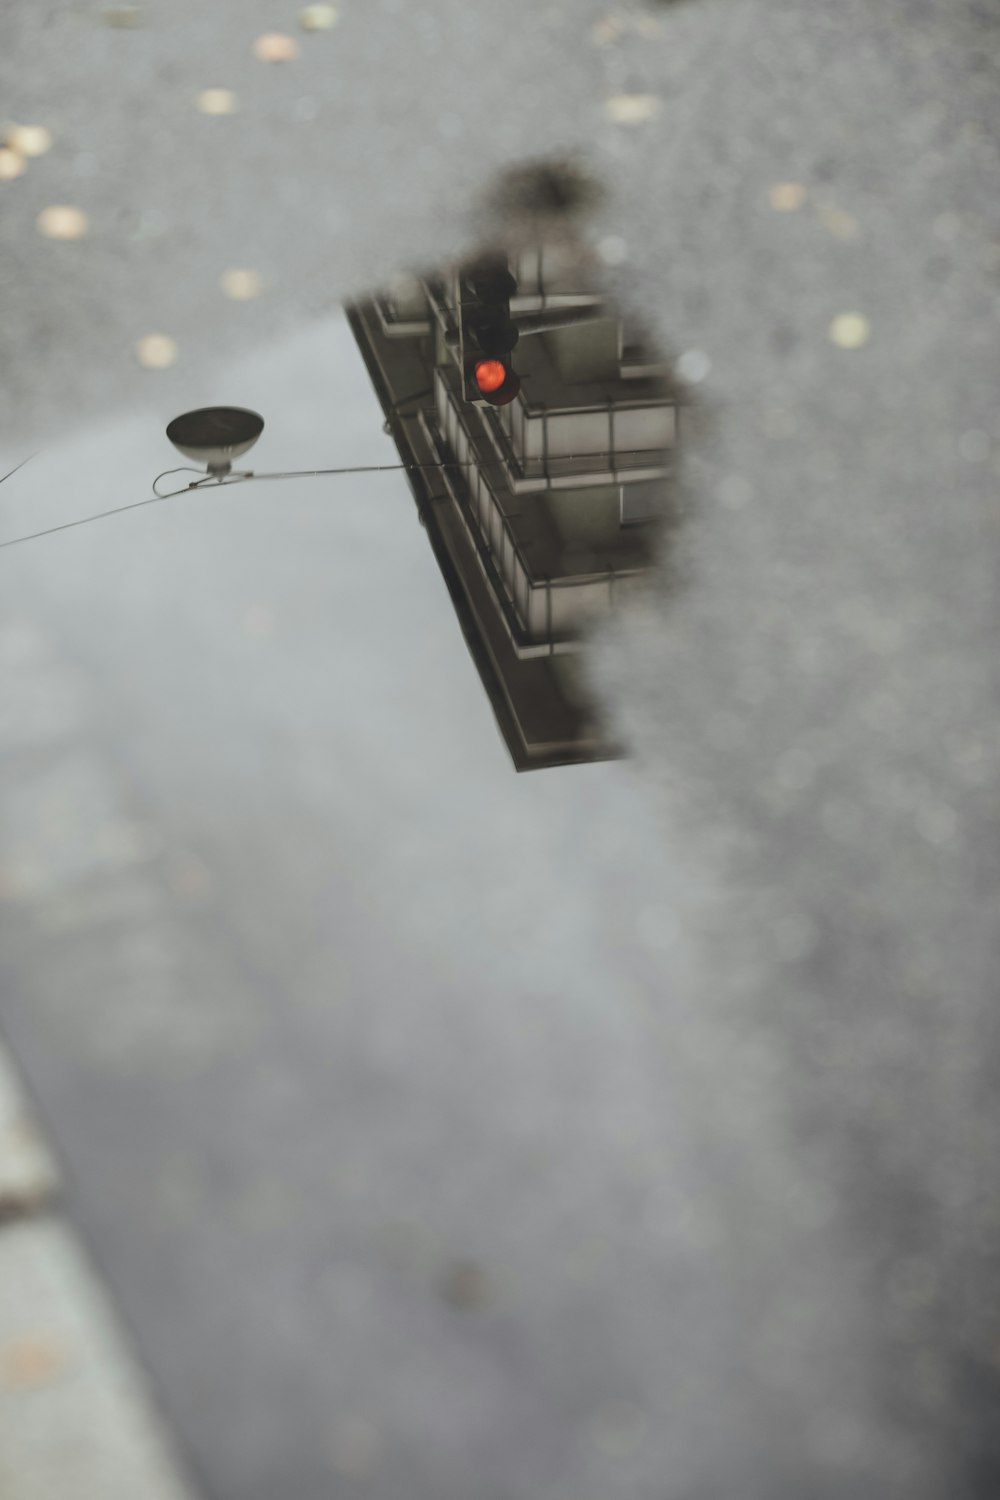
(0, 1050, 195, 1500)
(0, 1215, 198, 1500)
(0, 1044, 57, 1216)
(1, 2, 999, 1498)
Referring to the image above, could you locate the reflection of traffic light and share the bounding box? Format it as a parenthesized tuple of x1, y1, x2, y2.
(460, 259, 521, 407)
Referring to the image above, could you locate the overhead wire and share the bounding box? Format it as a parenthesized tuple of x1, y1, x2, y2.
(0, 461, 486, 551)
(0, 451, 667, 553)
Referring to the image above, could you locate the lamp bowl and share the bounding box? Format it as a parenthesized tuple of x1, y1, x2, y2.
(166, 407, 264, 471)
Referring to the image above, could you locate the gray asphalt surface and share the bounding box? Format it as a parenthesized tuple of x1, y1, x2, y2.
(2, 1, 1000, 1498)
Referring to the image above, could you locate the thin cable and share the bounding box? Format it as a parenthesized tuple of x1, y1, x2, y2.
(0, 495, 169, 551)
(150, 460, 487, 501)
(0, 451, 667, 552)
(248, 461, 480, 482)
(0, 453, 36, 488)
(1, 465, 459, 550)
(152, 465, 214, 498)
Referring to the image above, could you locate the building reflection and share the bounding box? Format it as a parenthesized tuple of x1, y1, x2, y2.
(348, 238, 677, 770)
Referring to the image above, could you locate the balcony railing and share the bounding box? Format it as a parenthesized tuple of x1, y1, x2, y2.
(426, 371, 650, 659)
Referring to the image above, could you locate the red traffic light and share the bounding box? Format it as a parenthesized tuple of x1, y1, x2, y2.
(475, 359, 508, 394)
(469, 360, 520, 406)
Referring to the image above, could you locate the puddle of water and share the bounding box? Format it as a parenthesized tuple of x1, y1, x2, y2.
(141, 223, 681, 772)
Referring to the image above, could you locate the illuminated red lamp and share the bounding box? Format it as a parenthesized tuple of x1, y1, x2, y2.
(475, 359, 507, 394)
(473, 358, 521, 407)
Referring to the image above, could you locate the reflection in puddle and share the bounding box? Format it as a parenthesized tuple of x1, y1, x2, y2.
(348, 236, 678, 770)
(4, 218, 680, 774)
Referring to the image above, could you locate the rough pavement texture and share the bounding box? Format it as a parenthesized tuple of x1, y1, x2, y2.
(0, 1047, 196, 1500)
(0, 1215, 198, 1500)
(0, 1044, 58, 1215)
(1, 2, 1000, 1499)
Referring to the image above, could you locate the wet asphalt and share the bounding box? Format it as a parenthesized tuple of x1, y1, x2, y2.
(2, 2, 1000, 1497)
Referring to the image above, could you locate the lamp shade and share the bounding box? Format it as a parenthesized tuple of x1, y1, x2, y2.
(165, 407, 264, 471)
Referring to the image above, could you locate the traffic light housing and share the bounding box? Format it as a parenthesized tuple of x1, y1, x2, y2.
(459, 258, 521, 408)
